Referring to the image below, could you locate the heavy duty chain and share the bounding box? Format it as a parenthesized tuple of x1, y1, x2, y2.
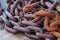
(0, 0, 60, 40)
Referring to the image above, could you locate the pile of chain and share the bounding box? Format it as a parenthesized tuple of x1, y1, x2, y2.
(0, 0, 60, 40)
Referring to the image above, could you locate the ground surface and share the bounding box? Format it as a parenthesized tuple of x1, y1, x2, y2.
(0, 23, 31, 40)
(0, 29, 31, 40)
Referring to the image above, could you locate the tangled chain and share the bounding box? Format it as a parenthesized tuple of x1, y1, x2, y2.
(0, 0, 60, 40)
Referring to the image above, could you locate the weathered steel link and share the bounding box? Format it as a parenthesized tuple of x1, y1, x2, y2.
(0, 15, 8, 23)
(14, 26, 26, 33)
(21, 21, 39, 26)
(25, 26, 43, 39)
(5, 23, 18, 33)
(36, 32, 53, 38)
(50, 21, 60, 37)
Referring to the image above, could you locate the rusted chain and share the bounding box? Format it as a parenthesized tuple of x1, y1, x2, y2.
(0, 0, 60, 40)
